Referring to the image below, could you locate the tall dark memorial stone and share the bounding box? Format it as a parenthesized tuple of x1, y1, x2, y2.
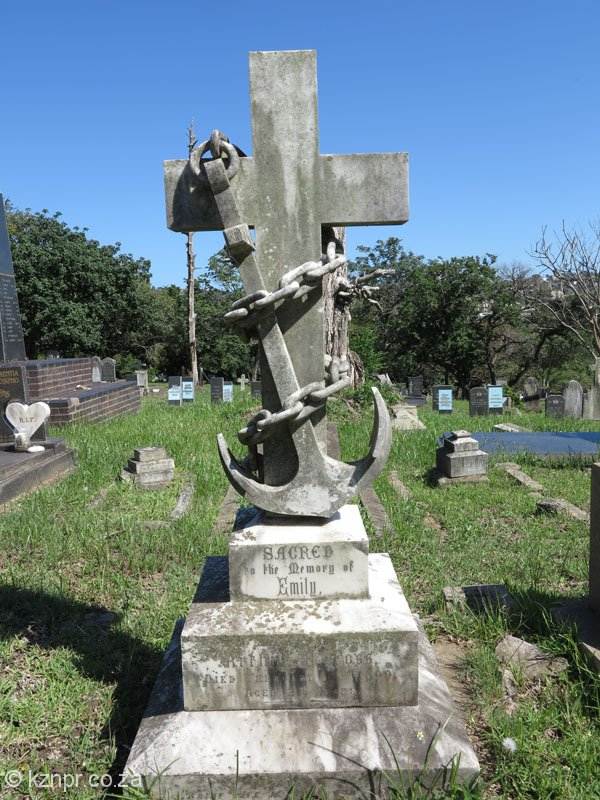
(210, 377, 225, 404)
(406, 375, 425, 407)
(0, 196, 26, 362)
(469, 386, 488, 416)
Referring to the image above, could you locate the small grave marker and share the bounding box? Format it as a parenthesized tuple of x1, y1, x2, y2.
(91, 356, 102, 382)
(135, 369, 149, 394)
(433, 384, 453, 413)
(5, 401, 50, 451)
(250, 380, 262, 399)
(546, 394, 565, 418)
(523, 376, 542, 411)
(210, 377, 224, 404)
(406, 375, 425, 406)
(469, 386, 488, 416)
(168, 376, 183, 405)
(182, 378, 195, 402)
(238, 373, 248, 391)
(101, 357, 117, 382)
(564, 380, 584, 418)
(223, 381, 233, 403)
(488, 385, 504, 415)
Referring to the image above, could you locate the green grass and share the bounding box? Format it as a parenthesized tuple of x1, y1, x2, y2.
(0, 393, 598, 798)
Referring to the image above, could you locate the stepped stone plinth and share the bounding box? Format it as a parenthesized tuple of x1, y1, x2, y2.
(125, 506, 479, 796)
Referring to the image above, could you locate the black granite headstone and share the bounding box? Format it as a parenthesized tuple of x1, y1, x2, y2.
(211, 377, 225, 404)
(545, 394, 565, 418)
(406, 375, 426, 407)
(469, 386, 488, 416)
(0, 196, 27, 362)
(408, 375, 423, 396)
(250, 380, 262, 399)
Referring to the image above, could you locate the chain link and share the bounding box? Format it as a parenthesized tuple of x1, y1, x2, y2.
(200, 130, 353, 451)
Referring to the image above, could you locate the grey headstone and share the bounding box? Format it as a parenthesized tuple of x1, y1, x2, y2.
(91, 356, 102, 382)
(250, 380, 262, 399)
(523, 376, 542, 411)
(564, 380, 584, 418)
(408, 375, 423, 396)
(101, 357, 116, 382)
(469, 386, 488, 416)
(223, 381, 233, 403)
(0, 195, 27, 361)
(545, 394, 565, 418)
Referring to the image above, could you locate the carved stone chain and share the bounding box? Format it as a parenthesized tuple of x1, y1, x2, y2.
(196, 131, 352, 451)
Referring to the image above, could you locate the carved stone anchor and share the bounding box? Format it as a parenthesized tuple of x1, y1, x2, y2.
(217, 387, 391, 517)
(163, 51, 408, 518)
(202, 151, 391, 518)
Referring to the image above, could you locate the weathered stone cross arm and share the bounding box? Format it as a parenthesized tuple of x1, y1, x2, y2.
(164, 150, 408, 233)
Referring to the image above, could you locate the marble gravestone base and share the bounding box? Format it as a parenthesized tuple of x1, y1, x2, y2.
(125, 506, 479, 796)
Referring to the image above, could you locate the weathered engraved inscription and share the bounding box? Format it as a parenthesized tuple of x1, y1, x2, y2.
(183, 633, 416, 711)
(181, 554, 420, 712)
(263, 543, 352, 599)
(228, 505, 370, 601)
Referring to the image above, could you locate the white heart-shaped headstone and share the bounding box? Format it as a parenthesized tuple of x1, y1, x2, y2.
(5, 401, 51, 439)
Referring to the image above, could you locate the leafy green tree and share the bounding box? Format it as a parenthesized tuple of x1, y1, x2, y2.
(351, 239, 521, 392)
(6, 202, 152, 359)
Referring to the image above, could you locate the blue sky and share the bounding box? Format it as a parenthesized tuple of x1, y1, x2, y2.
(1, 0, 598, 286)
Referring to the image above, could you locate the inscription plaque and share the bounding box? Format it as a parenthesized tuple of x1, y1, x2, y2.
(229, 505, 369, 601)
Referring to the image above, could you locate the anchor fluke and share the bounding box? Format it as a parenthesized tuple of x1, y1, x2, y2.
(218, 387, 392, 518)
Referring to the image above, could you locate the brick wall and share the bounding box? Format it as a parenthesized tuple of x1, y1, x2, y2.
(48, 382, 141, 426)
(0, 359, 141, 442)
(26, 358, 94, 400)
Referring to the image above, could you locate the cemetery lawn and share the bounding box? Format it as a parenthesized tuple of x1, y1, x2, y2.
(0, 391, 597, 798)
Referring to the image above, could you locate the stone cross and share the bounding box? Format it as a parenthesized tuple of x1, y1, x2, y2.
(164, 50, 408, 486)
(238, 373, 248, 391)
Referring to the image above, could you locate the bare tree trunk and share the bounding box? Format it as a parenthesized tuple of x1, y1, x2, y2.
(321, 226, 363, 387)
(187, 123, 199, 385)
